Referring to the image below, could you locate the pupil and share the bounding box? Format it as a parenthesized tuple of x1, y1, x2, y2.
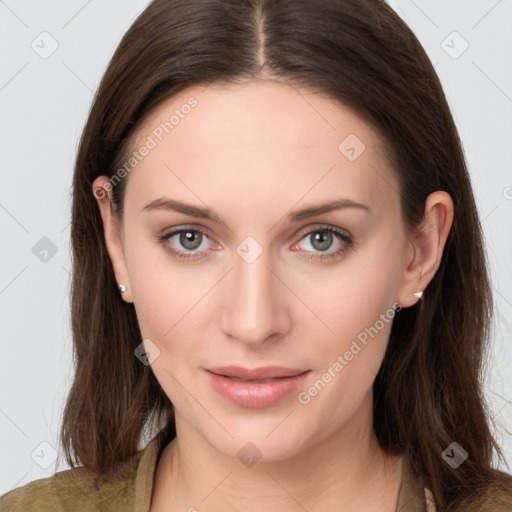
(313, 231, 332, 251)
(181, 231, 201, 249)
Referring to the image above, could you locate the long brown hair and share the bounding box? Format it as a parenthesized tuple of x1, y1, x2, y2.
(60, 0, 512, 509)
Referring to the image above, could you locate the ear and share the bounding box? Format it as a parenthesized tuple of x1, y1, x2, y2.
(92, 176, 133, 303)
(396, 191, 454, 308)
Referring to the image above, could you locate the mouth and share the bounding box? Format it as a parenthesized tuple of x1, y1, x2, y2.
(219, 376, 286, 383)
(204, 366, 311, 408)
(206, 365, 309, 380)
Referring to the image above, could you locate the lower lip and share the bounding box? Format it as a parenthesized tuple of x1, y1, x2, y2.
(205, 370, 311, 408)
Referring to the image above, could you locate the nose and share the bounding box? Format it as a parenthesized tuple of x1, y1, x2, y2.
(220, 246, 291, 347)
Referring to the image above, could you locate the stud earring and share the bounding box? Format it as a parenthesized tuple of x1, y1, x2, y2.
(413, 291, 423, 299)
(118, 284, 127, 294)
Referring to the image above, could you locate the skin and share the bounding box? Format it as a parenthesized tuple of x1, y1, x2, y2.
(93, 80, 453, 511)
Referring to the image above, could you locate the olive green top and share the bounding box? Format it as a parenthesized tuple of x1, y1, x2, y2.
(0, 435, 432, 511)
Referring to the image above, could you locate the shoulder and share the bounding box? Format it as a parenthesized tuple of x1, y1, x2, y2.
(426, 470, 512, 512)
(411, 464, 512, 512)
(0, 467, 90, 511)
(0, 446, 149, 512)
(466, 472, 512, 512)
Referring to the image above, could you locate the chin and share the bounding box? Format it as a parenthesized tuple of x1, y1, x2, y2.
(201, 416, 317, 465)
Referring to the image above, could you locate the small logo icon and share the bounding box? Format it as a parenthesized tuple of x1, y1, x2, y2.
(31, 31, 59, 59)
(237, 442, 263, 468)
(441, 31, 469, 59)
(134, 339, 161, 366)
(338, 134, 366, 161)
(31, 441, 58, 469)
(236, 236, 263, 264)
(442, 442, 468, 468)
(32, 237, 58, 263)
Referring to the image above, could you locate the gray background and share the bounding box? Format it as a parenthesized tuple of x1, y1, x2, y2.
(0, 0, 511, 494)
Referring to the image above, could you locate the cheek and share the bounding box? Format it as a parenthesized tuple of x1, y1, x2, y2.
(126, 238, 208, 407)
(132, 267, 214, 349)
(123, 226, 202, 341)
(299, 233, 404, 345)
(294, 232, 404, 400)
(295, 281, 397, 433)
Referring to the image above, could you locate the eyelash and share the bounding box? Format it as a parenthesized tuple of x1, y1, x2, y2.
(156, 224, 353, 262)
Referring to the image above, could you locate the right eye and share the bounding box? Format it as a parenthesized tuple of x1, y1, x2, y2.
(158, 227, 217, 261)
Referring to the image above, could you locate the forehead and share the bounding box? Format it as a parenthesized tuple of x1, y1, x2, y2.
(133, 79, 380, 152)
(124, 80, 397, 216)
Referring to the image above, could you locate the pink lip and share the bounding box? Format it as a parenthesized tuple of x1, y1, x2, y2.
(204, 366, 311, 408)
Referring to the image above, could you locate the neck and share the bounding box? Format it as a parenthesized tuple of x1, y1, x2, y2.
(153, 396, 404, 511)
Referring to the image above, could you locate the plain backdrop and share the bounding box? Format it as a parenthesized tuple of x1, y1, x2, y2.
(0, 0, 511, 495)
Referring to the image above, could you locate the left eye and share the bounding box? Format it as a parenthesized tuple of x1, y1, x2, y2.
(292, 226, 353, 261)
(296, 228, 345, 252)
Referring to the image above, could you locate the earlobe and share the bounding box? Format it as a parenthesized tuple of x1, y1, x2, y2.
(91, 176, 133, 303)
(396, 191, 454, 308)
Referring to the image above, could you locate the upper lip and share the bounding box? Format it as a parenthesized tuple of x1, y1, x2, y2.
(206, 366, 309, 380)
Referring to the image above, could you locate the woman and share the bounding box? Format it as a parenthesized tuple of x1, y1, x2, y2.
(1, 0, 511, 510)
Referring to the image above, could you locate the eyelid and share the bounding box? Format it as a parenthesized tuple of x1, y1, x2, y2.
(160, 223, 214, 237)
(294, 222, 351, 240)
(160, 224, 220, 248)
(159, 223, 351, 245)
(158, 222, 354, 261)
(290, 223, 353, 255)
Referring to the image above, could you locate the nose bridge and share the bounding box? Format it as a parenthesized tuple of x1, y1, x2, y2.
(221, 239, 287, 344)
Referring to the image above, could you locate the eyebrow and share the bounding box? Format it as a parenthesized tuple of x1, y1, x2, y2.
(142, 197, 371, 223)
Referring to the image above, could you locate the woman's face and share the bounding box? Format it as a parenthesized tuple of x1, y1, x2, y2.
(98, 80, 422, 461)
